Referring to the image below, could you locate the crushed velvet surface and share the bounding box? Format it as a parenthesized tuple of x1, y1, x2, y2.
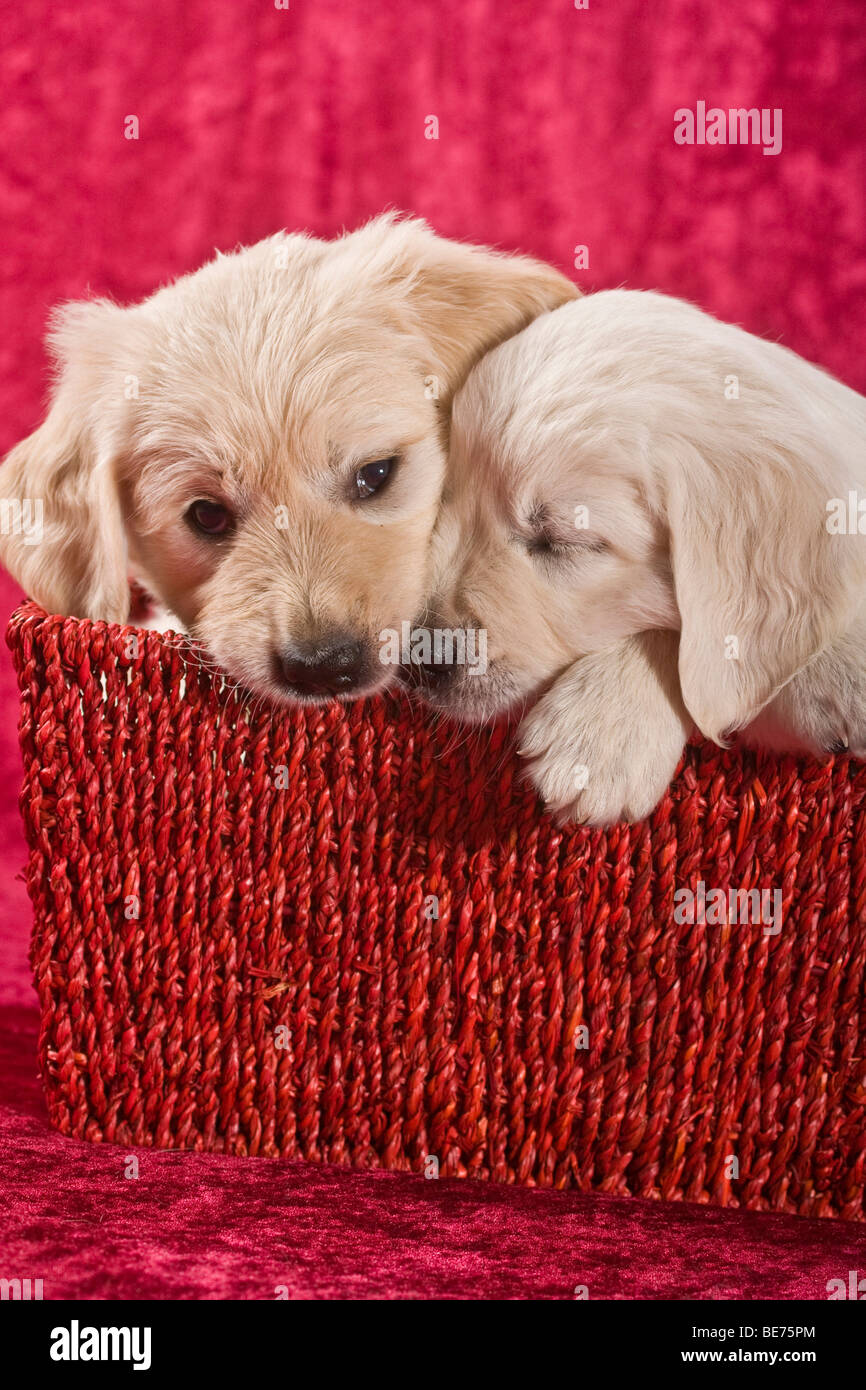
(3, 1005, 865, 1300)
(1, 0, 865, 1298)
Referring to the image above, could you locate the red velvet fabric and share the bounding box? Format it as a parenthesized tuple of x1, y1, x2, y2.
(4, 1005, 866, 1299)
(1, 0, 865, 1298)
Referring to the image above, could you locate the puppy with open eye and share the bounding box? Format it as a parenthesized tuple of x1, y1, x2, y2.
(410, 290, 866, 824)
(0, 215, 576, 704)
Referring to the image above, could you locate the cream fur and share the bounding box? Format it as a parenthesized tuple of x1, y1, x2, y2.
(0, 214, 576, 705)
(421, 290, 866, 824)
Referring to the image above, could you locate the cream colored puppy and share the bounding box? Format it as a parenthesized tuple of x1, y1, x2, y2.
(0, 215, 575, 704)
(413, 291, 866, 823)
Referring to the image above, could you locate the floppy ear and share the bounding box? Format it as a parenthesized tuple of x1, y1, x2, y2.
(666, 442, 865, 744)
(363, 214, 579, 398)
(0, 303, 130, 621)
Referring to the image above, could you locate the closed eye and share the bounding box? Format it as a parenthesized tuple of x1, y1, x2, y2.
(526, 533, 572, 558)
(519, 529, 609, 560)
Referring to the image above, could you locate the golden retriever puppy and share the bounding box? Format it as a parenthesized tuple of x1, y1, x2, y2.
(411, 290, 866, 824)
(0, 215, 575, 704)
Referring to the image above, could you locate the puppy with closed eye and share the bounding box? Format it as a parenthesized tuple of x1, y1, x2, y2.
(0, 214, 576, 704)
(411, 289, 866, 824)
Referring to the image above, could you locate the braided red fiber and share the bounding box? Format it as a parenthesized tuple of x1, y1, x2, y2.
(7, 602, 866, 1218)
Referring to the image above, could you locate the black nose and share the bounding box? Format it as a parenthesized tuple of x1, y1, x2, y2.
(276, 634, 369, 699)
(404, 657, 457, 693)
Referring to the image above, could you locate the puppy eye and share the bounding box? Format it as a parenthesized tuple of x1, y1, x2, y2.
(523, 531, 609, 561)
(355, 456, 396, 500)
(186, 499, 234, 537)
(527, 533, 569, 559)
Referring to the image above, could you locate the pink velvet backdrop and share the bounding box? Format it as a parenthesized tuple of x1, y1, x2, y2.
(2, 0, 865, 1298)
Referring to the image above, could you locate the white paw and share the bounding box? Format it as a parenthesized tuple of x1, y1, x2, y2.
(519, 703, 680, 825)
(752, 643, 866, 762)
(516, 638, 691, 826)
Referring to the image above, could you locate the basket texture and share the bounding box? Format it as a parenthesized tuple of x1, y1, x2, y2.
(7, 601, 866, 1219)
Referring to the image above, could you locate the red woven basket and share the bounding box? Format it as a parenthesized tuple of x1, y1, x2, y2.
(7, 600, 866, 1218)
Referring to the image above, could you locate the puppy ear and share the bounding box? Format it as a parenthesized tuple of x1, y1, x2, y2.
(667, 442, 865, 743)
(0, 302, 130, 621)
(365, 214, 578, 396)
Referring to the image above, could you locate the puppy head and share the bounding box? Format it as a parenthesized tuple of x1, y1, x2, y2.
(412, 291, 866, 735)
(0, 214, 576, 705)
(414, 330, 675, 721)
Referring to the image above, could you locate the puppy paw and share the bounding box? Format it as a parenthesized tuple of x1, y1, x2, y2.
(755, 638, 866, 762)
(516, 634, 692, 826)
(518, 704, 680, 825)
